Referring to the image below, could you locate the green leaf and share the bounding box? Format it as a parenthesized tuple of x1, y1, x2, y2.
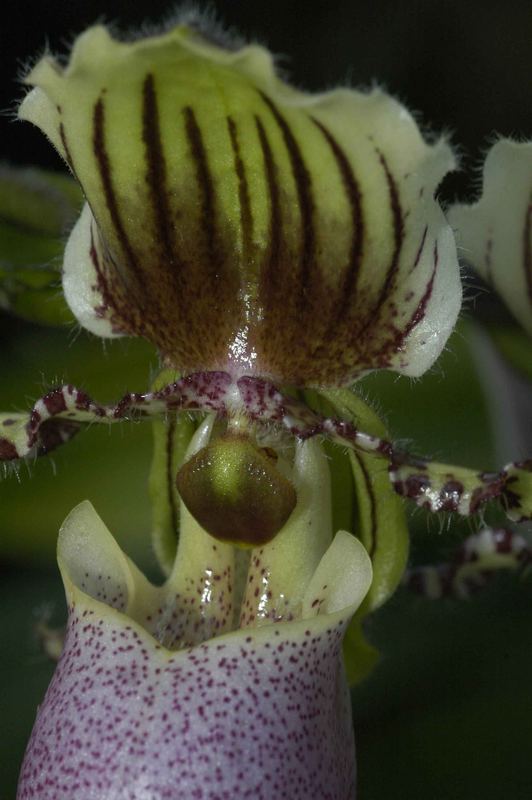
(0, 165, 82, 325)
(148, 369, 198, 574)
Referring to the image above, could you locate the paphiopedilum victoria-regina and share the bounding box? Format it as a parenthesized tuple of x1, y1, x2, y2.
(2, 15, 531, 800)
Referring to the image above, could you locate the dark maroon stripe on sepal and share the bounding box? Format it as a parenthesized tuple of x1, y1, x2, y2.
(93, 95, 143, 283)
(142, 74, 177, 267)
(372, 150, 404, 313)
(258, 91, 316, 298)
(255, 115, 283, 287)
(183, 106, 218, 275)
(227, 116, 253, 261)
(409, 225, 428, 274)
(311, 117, 364, 318)
(402, 241, 439, 339)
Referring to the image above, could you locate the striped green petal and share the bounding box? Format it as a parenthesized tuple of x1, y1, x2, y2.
(19, 21, 461, 385)
(449, 139, 532, 335)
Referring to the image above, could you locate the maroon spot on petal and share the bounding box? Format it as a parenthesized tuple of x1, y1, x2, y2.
(512, 459, 532, 472)
(38, 421, 81, 456)
(469, 470, 507, 513)
(43, 388, 68, 416)
(439, 480, 464, 512)
(401, 474, 431, 499)
(0, 438, 18, 460)
(493, 528, 514, 554)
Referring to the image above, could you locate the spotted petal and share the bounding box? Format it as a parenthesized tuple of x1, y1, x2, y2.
(449, 139, 532, 335)
(19, 22, 461, 385)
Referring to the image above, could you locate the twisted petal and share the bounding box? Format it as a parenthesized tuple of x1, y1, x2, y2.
(17, 500, 371, 799)
(3, 374, 532, 524)
(20, 23, 461, 384)
(0, 373, 231, 461)
(449, 139, 532, 334)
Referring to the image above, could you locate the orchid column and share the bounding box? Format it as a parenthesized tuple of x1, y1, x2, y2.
(10, 14, 465, 800)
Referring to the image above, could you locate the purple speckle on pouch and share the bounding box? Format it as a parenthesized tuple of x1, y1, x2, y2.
(17, 600, 355, 800)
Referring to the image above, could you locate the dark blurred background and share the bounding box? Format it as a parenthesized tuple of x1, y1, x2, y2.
(1, 1, 532, 798)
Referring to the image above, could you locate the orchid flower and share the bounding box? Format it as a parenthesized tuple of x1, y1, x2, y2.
(1, 12, 530, 800)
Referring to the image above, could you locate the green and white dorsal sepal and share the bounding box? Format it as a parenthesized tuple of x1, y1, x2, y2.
(19, 20, 461, 386)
